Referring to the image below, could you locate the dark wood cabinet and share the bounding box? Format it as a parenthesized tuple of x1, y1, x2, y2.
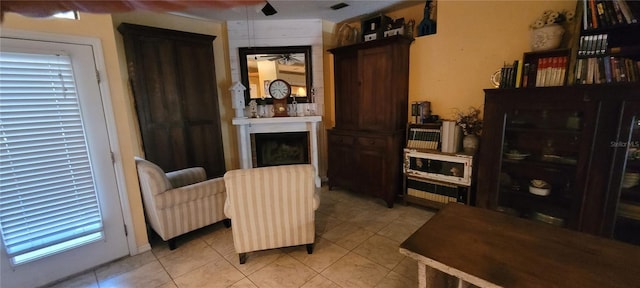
(328, 36, 412, 207)
(477, 84, 640, 245)
(118, 23, 225, 177)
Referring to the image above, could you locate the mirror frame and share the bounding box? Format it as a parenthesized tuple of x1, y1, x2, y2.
(239, 45, 312, 105)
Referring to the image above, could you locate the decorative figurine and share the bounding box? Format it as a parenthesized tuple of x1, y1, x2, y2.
(248, 100, 258, 118)
(418, 0, 437, 36)
(229, 82, 247, 118)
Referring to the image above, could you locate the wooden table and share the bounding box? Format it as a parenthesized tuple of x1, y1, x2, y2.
(399, 203, 640, 288)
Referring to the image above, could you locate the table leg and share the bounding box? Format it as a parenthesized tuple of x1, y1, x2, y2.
(418, 263, 449, 288)
(456, 278, 472, 288)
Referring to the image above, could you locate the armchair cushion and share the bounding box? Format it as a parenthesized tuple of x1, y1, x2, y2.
(155, 177, 225, 209)
(166, 167, 206, 188)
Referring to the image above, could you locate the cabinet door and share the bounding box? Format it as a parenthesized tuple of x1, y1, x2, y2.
(358, 45, 392, 131)
(126, 36, 190, 172)
(478, 90, 597, 230)
(333, 50, 359, 130)
(327, 132, 356, 189)
(356, 136, 387, 197)
(174, 41, 225, 177)
(604, 100, 640, 245)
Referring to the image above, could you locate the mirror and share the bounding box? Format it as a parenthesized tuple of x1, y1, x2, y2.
(239, 46, 312, 105)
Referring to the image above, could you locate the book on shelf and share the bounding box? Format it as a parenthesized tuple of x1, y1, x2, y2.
(577, 34, 611, 56)
(514, 59, 524, 88)
(589, 0, 599, 29)
(603, 0, 619, 26)
(583, 0, 639, 30)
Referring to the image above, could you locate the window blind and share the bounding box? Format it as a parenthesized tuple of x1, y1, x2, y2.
(0, 51, 104, 265)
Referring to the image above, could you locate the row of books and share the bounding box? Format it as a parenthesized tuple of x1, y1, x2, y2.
(406, 127, 440, 150)
(575, 56, 640, 84)
(406, 123, 462, 153)
(583, 0, 639, 30)
(498, 60, 520, 89)
(577, 34, 608, 56)
(522, 56, 568, 88)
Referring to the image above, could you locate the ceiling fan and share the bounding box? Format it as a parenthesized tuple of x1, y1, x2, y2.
(253, 53, 304, 65)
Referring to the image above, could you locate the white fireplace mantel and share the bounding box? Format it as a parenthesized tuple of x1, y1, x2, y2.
(232, 116, 322, 187)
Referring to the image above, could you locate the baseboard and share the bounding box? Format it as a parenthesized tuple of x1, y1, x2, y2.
(133, 243, 152, 255)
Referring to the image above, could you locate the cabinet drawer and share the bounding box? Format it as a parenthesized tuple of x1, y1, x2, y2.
(357, 136, 387, 149)
(329, 134, 355, 145)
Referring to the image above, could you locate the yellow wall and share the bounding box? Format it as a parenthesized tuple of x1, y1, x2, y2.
(322, 20, 337, 128)
(407, 0, 577, 120)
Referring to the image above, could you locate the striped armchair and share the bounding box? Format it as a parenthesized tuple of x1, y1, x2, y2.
(224, 164, 320, 264)
(134, 157, 228, 250)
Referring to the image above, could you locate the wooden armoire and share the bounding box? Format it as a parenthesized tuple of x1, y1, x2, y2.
(327, 35, 413, 208)
(118, 23, 225, 177)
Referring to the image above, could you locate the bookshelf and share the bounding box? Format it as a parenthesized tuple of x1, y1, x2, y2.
(575, 0, 640, 84)
(402, 123, 475, 210)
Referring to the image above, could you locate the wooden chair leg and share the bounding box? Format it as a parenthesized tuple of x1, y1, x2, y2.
(239, 253, 247, 264)
(223, 218, 231, 228)
(168, 239, 177, 250)
(306, 243, 314, 254)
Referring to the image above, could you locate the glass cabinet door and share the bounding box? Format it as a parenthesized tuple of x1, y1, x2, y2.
(496, 106, 587, 228)
(608, 101, 640, 245)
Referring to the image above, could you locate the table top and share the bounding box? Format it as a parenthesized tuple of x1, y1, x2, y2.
(399, 204, 640, 288)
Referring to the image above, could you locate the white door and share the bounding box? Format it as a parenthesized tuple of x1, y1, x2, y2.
(0, 37, 129, 288)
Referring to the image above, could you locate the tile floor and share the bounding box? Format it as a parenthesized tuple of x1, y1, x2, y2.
(44, 187, 436, 288)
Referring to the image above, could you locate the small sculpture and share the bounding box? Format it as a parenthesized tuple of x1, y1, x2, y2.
(249, 100, 258, 118)
(417, 0, 437, 36)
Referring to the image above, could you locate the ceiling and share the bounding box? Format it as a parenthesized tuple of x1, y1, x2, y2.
(174, 0, 421, 23)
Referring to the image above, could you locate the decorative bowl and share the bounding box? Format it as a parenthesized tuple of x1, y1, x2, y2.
(530, 179, 550, 188)
(529, 185, 551, 196)
(622, 173, 640, 188)
(504, 152, 530, 160)
(530, 211, 565, 226)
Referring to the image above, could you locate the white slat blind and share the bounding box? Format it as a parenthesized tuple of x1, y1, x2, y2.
(0, 51, 104, 265)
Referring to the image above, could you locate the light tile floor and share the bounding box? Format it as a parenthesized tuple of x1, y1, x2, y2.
(44, 187, 436, 288)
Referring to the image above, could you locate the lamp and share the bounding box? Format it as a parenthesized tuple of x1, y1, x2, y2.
(297, 87, 307, 97)
(261, 1, 277, 16)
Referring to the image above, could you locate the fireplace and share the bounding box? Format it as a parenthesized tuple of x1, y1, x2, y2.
(232, 116, 322, 187)
(252, 132, 309, 167)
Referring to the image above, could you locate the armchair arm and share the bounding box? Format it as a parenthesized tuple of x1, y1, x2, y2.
(166, 167, 206, 188)
(313, 187, 321, 210)
(155, 177, 225, 209)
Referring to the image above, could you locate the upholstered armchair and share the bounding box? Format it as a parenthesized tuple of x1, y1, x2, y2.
(224, 164, 320, 264)
(134, 157, 228, 250)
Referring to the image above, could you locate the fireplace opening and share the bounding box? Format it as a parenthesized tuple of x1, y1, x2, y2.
(252, 132, 310, 167)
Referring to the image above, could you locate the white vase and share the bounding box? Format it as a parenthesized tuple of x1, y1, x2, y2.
(463, 134, 479, 155)
(530, 24, 565, 51)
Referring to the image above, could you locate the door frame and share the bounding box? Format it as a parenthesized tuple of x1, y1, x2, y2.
(1, 28, 139, 255)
